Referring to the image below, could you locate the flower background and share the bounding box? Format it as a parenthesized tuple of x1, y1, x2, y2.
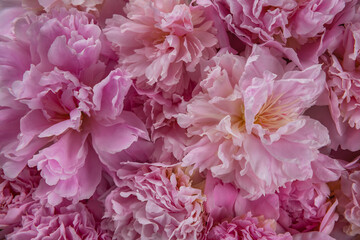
(1, 0, 360, 239)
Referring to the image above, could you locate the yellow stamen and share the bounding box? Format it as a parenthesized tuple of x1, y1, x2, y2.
(254, 94, 299, 131)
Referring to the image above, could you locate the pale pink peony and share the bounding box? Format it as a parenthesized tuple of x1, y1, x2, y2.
(206, 212, 292, 240)
(102, 163, 205, 240)
(177, 45, 329, 200)
(104, 0, 218, 99)
(204, 154, 343, 235)
(277, 180, 338, 234)
(210, 0, 351, 47)
(320, 6, 360, 152)
(103, 0, 219, 165)
(288, 0, 351, 43)
(0, 167, 40, 238)
(0, 8, 150, 205)
(6, 201, 103, 240)
(275, 154, 343, 235)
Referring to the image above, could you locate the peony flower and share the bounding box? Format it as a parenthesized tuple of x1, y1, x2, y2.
(102, 163, 205, 240)
(206, 212, 292, 240)
(320, 6, 360, 152)
(0, 8, 150, 206)
(209, 0, 351, 47)
(0, 167, 40, 238)
(277, 180, 338, 234)
(177, 45, 329, 200)
(127, 87, 192, 163)
(103, 0, 220, 166)
(276, 154, 342, 235)
(204, 154, 342, 235)
(104, 0, 218, 99)
(6, 201, 102, 240)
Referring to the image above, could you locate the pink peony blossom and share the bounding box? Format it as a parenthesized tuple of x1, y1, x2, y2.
(206, 212, 292, 240)
(102, 163, 205, 240)
(320, 6, 360, 152)
(277, 180, 338, 234)
(104, 0, 218, 99)
(274, 154, 344, 235)
(0, 8, 150, 205)
(103, 0, 220, 165)
(0, 167, 40, 238)
(177, 45, 329, 199)
(204, 154, 343, 235)
(6, 201, 103, 240)
(210, 0, 351, 46)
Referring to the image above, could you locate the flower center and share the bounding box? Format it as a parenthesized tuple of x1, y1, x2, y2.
(232, 103, 246, 132)
(254, 94, 298, 132)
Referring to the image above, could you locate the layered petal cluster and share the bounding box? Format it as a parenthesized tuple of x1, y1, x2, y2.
(321, 7, 360, 151)
(207, 213, 292, 240)
(210, 0, 351, 46)
(0, 167, 40, 237)
(104, 0, 218, 99)
(22, 0, 104, 13)
(278, 181, 338, 234)
(336, 166, 360, 236)
(102, 163, 205, 240)
(1, 1, 359, 239)
(0, 8, 150, 205)
(6, 201, 103, 240)
(204, 172, 239, 224)
(277, 154, 342, 234)
(203, 154, 343, 235)
(177, 45, 329, 199)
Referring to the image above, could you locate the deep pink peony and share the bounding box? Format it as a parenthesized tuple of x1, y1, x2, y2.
(102, 163, 205, 240)
(206, 213, 292, 240)
(6, 201, 103, 240)
(104, 0, 218, 99)
(0, 8, 150, 205)
(209, 0, 351, 47)
(177, 45, 329, 199)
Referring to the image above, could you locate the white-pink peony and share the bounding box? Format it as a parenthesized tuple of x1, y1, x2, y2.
(177, 45, 329, 199)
